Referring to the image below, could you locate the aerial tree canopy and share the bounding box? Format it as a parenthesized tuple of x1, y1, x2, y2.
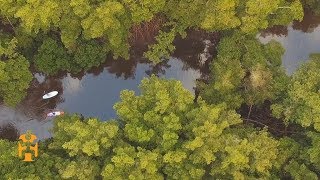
(0, 77, 319, 179)
(0, 38, 33, 106)
(34, 37, 107, 75)
(0, 0, 304, 64)
(1, 1, 319, 179)
(200, 33, 288, 109)
(272, 54, 320, 132)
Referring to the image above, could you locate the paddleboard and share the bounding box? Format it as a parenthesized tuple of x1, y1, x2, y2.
(47, 111, 64, 117)
(42, 91, 58, 99)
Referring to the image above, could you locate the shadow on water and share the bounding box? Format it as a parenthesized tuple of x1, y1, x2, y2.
(0, 105, 53, 140)
(260, 9, 320, 38)
(18, 76, 65, 119)
(292, 9, 320, 33)
(0, 123, 19, 141)
(260, 25, 288, 38)
(51, 30, 218, 120)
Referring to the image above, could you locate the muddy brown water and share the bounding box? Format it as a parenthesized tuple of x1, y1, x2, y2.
(1, 12, 320, 140)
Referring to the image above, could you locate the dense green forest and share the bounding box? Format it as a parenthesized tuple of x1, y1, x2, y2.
(1, 0, 320, 179)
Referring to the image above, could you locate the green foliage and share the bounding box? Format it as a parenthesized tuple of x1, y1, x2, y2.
(56, 156, 100, 180)
(306, 132, 320, 170)
(164, 0, 207, 28)
(49, 114, 119, 157)
(34, 37, 107, 75)
(0, 1, 316, 179)
(122, 0, 166, 23)
(34, 37, 72, 75)
(73, 39, 107, 72)
(113, 75, 194, 147)
(142, 0, 302, 63)
(241, 0, 303, 33)
(272, 54, 320, 131)
(301, 0, 320, 15)
(14, 0, 61, 34)
(201, 33, 288, 109)
(1, 77, 320, 179)
(0, 139, 16, 171)
(284, 160, 318, 180)
(164, 0, 303, 34)
(200, 0, 241, 31)
(268, 0, 304, 26)
(240, 0, 280, 33)
(0, 139, 63, 179)
(0, 0, 304, 64)
(209, 129, 279, 178)
(144, 29, 176, 64)
(101, 145, 164, 179)
(0, 38, 33, 106)
(112, 76, 280, 179)
(59, 10, 82, 49)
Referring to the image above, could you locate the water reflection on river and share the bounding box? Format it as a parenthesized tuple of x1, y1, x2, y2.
(259, 11, 320, 74)
(58, 58, 201, 120)
(1, 11, 320, 140)
(0, 59, 203, 139)
(0, 106, 52, 140)
(0, 32, 217, 139)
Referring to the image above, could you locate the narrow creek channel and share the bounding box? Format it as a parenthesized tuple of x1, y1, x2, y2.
(1, 11, 320, 140)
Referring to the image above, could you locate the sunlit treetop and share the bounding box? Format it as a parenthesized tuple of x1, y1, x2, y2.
(0, 76, 319, 179)
(200, 33, 288, 109)
(272, 54, 320, 132)
(111, 76, 281, 179)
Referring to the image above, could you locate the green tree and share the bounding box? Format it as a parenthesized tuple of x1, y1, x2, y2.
(0, 0, 304, 64)
(122, 0, 166, 23)
(56, 155, 100, 180)
(34, 37, 72, 75)
(0, 139, 64, 179)
(284, 160, 318, 180)
(306, 132, 320, 170)
(200, 33, 289, 109)
(101, 145, 164, 179)
(240, 0, 303, 33)
(1, 77, 319, 179)
(143, 29, 177, 64)
(0, 38, 33, 106)
(49, 114, 119, 157)
(44, 77, 284, 179)
(272, 54, 320, 131)
(79, 1, 131, 59)
(34, 37, 108, 75)
(13, 0, 61, 34)
(110, 76, 281, 179)
(200, 0, 241, 31)
(73, 39, 107, 72)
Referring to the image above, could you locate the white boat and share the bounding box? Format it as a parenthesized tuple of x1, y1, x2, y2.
(42, 91, 58, 99)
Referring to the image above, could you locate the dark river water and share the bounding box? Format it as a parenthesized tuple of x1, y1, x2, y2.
(1, 11, 320, 140)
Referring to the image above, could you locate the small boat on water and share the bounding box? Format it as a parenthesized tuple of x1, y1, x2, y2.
(46, 111, 64, 117)
(42, 91, 58, 99)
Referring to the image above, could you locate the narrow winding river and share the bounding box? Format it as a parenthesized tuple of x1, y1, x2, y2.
(1, 11, 320, 140)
